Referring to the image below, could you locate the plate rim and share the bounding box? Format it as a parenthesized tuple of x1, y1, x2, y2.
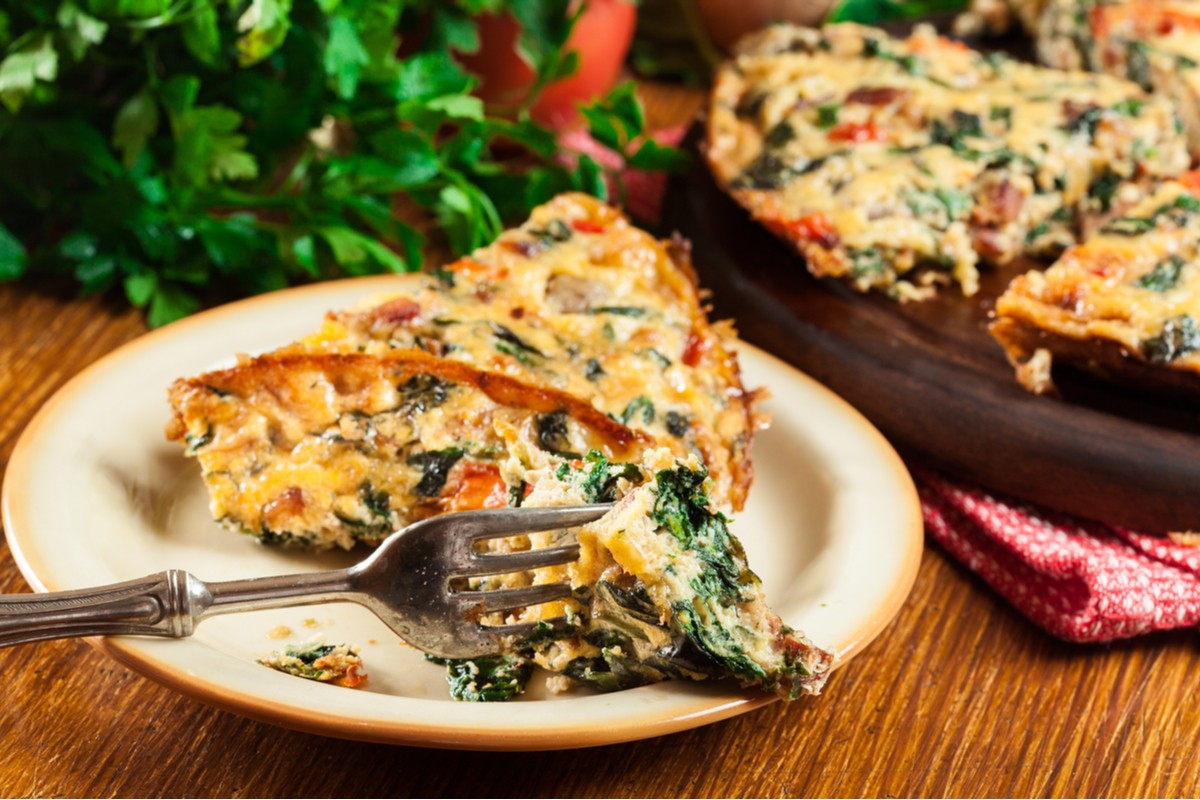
(2, 276, 922, 750)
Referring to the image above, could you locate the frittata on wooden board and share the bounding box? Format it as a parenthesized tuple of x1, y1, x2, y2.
(705, 22, 1190, 300)
(1035, 0, 1200, 157)
(962, 0, 1200, 158)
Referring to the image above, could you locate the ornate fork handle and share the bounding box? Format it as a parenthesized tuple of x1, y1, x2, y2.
(0, 571, 211, 646)
(0, 568, 360, 648)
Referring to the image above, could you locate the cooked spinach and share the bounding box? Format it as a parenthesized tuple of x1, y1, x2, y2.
(536, 410, 581, 458)
(184, 425, 213, 453)
(1025, 222, 1050, 244)
(577, 450, 643, 503)
(584, 358, 605, 380)
(765, 121, 796, 149)
(430, 655, 533, 702)
(1126, 41, 1153, 90)
(408, 448, 465, 496)
(507, 480, 527, 507)
(645, 348, 672, 370)
(1087, 170, 1122, 212)
(618, 396, 656, 425)
(665, 411, 690, 437)
(528, 219, 572, 248)
(1144, 315, 1200, 363)
(1064, 106, 1106, 140)
(816, 104, 840, 129)
(860, 36, 926, 76)
(334, 481, 394, 539)
(490, 322, 544, 366)
(361, 482, 391, 520)
(588, 306, 646, 317)
(1112, 99, 1144, 118)
(847, 248, 888, 280)
(1133, 255, 1186, 292)
(563, 580, 716, 692)
(1105, 194, 1200, 235)
(731, 152, 795, 190)
(398, 374, 449, 413)
(906, 187, 971, 225)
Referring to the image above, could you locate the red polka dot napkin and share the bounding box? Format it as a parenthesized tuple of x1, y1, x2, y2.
(918, 468, 1200, 641)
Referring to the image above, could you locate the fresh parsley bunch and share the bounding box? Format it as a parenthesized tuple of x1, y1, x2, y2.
(0, 1, 682, 326)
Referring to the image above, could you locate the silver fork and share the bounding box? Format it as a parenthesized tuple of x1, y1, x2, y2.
(0, 504, 611, 658)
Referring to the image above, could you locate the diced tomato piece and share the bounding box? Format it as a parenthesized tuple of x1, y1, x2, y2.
(448, 257, 508, 282)
(681, 329, 708, 368)
(906, 33, 969, 53)
(1179, 170, 1200, 197)
(788, 212, 841, 249)
(828, 120, 887, 143)
(1091, 4, 1200, 38)
(335, 665, 366, 688)
(571, 219, 607, 233)
(441, 462, 508, 512)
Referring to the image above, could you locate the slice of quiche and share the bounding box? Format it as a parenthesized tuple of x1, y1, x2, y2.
(990, 172, 1200, 394)
(450, 448, 834, 700)
(166, 349, 655, 549)
(281, 192, 760, 512)
(1035, 0, 1200, 157)
(706, 22, 1190, 299)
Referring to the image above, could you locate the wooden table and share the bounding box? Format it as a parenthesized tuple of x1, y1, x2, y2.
(2, 80, 1199, 800)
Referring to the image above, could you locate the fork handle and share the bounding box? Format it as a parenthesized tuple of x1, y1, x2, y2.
(0, 570, 210, 647)
(0, 567, 363, 648)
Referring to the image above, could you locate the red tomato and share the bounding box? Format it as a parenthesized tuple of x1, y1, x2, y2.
(457, 1, 637, 129)
(1180, 170, 1200, 197)
(827, 120, 887, 144)
(785, 213, 839, 248)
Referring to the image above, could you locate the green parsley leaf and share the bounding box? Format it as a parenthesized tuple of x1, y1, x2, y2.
(0, 222, 27, 280)
(112, 88, 160, 170)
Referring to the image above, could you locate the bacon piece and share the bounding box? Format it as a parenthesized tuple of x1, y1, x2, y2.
(845, 86, 907, 106)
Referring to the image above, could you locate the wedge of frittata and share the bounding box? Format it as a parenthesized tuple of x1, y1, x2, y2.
(1035, 0, 1200, 157)
(446, 448, 834, 701)
(991, 172, 1200, 394)
(282, 193, 761, 513)
(706, 22, 1190, 299)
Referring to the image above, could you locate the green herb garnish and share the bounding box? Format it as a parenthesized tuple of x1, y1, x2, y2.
(0, 3, 686, 326)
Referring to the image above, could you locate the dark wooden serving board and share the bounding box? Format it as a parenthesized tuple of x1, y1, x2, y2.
(660, 129, 1200, 533)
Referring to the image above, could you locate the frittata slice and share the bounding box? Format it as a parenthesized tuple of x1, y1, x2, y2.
(991, 172, 1200, 394)
(460, 448, 834, 700)
(166, 349, 655, 549)
(285, 193, 760, 512)
(1035, 0, 1200, 157)
(706, 22, 1189, 299)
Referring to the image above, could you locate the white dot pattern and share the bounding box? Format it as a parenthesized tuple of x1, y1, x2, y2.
(916, 466, 1200, 642)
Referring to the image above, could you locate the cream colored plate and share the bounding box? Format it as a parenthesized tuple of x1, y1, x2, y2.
(2, 276, 922, 750)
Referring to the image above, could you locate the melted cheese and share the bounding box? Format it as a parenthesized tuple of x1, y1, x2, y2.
(706, 22, 1190, 299)
(284, 193, 759, 512)
(1036, 0, 1200, 156)
(992, 176, 1200, 386)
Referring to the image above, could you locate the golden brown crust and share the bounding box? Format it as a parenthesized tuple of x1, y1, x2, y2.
(169, 349, 654, 460)
(705, 22, 1189, 301)
(991, 177, 1200, 398)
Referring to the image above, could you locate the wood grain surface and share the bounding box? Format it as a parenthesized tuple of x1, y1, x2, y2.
(2, 80, 1200, 799)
